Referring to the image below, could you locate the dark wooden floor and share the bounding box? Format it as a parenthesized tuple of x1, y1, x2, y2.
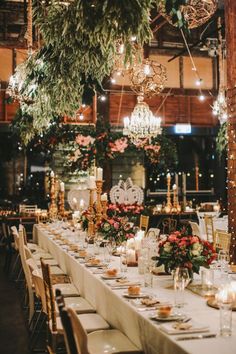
(0, 250, 30, 354)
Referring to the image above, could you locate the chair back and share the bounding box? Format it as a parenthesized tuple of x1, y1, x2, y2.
(204, 215, 215, 244)
(189, 221, 201, 238)
(11, 226, 20, 251)
(18, 229, 35, 321)
(19, 224, 28, 246)
(67, 307, 89, 354)
(146, 228, 160, 239)
(215, 229, 231, 252)
(55, 289, 78, 354)
(161, 218, 177, 234)
(31, 270, 47, 314)
(40, 259, 57, 332)
(139, 215, 149, 233)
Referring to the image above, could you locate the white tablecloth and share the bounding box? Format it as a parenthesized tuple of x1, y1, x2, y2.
(33, 224, 236, 354)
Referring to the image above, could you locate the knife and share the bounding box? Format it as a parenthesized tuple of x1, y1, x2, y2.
(177, 333, 217, 341)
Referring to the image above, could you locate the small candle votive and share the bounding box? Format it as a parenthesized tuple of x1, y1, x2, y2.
(201, 268, 214, 290)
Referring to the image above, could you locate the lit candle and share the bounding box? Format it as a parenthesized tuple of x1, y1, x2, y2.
(50, 170, 54, 178)
(96, 167, 103, 181)
(134, 231, 145, 251)
(101, 193, 108, 202)
(88, 176, 96, 189)
(60, 181, 65, 192)
(79, 199, 85, 209)
(172, 184, 177, 190)
(167, 173, 171, 179)
(126, 238, 135, 249)
(72, 197, 77, 208)
(126, 249, 136, 263)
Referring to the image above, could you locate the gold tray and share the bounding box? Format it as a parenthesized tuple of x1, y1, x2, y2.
(188, 283, 218, 298)
(207, 298, 236, 311)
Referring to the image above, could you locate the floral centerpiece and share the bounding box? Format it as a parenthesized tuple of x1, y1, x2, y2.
(156, 231, 216, 278)
(67, 134, 96, 171)
(80, 208, 95, 231)
(107, 203, 144, 218)
(97, 217, 135, 244)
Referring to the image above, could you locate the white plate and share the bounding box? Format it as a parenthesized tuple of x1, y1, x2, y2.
(150, 314, 186, 322)
(85, 263, 105, 268)
(123, 292, 148, 299)
(101, 274, 123, 280)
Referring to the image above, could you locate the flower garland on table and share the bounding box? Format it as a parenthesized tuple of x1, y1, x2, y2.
(107, 203, 144, 218)
(155, 231, 216, 278)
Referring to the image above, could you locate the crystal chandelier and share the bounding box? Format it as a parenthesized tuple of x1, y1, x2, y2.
(212, 18, 227, 125)
(123, 95, 162, 145)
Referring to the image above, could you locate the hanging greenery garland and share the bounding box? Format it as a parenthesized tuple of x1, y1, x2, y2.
(216, 122, 228, 158)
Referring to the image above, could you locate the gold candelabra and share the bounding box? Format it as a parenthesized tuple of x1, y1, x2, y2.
(165, 174, 172, 212)
(49, 174, 58, 218)
(95, 180, 103, 226)
(58, 191, 65, 217)
(88, 188, 95, 238)
(101, 200, 108, 218)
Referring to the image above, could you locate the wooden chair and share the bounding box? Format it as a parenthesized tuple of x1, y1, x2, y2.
(215, 229, 231, 252)
(189, 221, 201, 238)
(161, 218, 177, 234)
(139, 215, 149, 233)
(40, 260, 110, 353)
(67, 306, 142, 354)
(146, 228, 160, 239)
(204, 215, 216, 244)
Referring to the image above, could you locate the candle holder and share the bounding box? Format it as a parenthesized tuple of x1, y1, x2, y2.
(88, 188, 96, 238)
(95, 180, 103, 226)
(101, 200, 108, 219)
(58, 190, 65, 217)
(165, 174, 172, 212)
(49, 175, 58, 218)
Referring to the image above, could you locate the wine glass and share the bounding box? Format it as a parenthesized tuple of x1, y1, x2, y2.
(218, 250, 230, 274)
(173, 267, 191, 314)
(94, 232, 104, 255)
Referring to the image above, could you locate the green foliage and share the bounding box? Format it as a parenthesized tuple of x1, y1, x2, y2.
(216, 122, 228, 158)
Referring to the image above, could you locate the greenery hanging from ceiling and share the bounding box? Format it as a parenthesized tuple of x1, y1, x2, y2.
(8, 0, 189, 139)
(216, 122, 228, 158)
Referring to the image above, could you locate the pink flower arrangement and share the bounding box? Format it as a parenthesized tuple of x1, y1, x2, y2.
(109, 138, 128, 153)
(107, 203, 144, 217)
(97, 216, 136, 243)
(75, 134, 95, 146)
(156, 231, 216, 276)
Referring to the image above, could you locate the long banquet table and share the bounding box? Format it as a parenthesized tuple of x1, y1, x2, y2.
(33, 224, 236, 354)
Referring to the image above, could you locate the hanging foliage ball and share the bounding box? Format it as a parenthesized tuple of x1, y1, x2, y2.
(158, 0, 217, 29)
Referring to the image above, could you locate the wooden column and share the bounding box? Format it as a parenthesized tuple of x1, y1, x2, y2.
(225, 0, 236, 263)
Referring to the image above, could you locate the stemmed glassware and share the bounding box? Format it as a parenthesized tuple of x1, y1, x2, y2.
(218, 250, 230, 274)
(173, 267, 191, 314)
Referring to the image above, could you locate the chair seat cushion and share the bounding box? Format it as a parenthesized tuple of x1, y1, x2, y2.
(36, 259, 58, 266)
(55, 296, 96, 314)
(33, 252, 53, 260)
(54, 313, 109, 334)
(53, 283, 80, 297)
(28, 243, 45, 253)
(88, 329, 141, 353)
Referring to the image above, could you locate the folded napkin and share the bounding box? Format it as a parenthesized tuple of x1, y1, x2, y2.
(160, 320, 209, 335)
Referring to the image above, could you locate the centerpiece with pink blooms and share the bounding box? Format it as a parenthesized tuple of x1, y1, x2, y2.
(155, 231, 216, 279)
(67, 133, 96, 171)
(97, 216, 136, 244)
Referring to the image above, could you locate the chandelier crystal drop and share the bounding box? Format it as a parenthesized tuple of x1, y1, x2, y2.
(212, 18, 227, 125)
(123, 95, 162, 145)
(212, 89, 228, 124)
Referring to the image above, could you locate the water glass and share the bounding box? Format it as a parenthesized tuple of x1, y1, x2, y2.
(220, 302, 232, 337)
(120, 252, 128, 273)
(218, 250, 230, 274)
(144, 264, 153, 288)
(173, 267, 190, 312)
